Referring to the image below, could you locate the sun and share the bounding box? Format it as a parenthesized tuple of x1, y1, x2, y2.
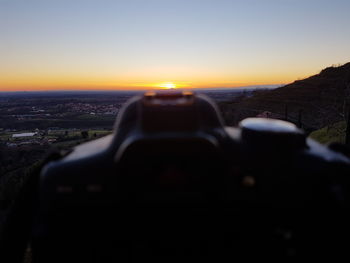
(159, 82, 177, 89)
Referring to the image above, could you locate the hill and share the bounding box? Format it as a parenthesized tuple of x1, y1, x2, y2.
(309, 121, 346, 144)
(219, 63, 350, 133)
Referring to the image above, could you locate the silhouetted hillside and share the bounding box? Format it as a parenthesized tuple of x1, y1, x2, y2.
(220, 63, 350, 132)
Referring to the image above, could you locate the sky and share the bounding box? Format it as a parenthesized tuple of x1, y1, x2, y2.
(1, 0, 350, 91)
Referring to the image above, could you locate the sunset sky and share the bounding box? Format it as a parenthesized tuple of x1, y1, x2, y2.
(1, 0, 350, 91)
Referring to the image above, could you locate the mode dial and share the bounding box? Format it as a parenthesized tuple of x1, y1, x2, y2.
(239, 118, 306, 150)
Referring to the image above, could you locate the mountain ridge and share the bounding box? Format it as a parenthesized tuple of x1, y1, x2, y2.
(220, 62, 350, 132)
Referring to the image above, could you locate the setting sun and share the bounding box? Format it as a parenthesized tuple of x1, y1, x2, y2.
(158, 82, 177, 89)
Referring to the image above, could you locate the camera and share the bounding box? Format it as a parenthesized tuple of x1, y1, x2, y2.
(31, 91, 350, 262)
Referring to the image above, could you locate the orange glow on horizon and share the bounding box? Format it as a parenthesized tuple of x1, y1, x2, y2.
(0, 66, 318, 91)
(0, 62, 321, 91)
(0, 63, 318, 91)
(0, 76, 293, 91)
(0, 82, 282, 92)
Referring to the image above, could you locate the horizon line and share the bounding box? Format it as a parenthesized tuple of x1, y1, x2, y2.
(0, 84, 283, 93)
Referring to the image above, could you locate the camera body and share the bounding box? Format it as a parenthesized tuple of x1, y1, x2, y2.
(32, 91, 350, 262)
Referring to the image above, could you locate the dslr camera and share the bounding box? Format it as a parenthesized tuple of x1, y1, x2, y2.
(27, 91, 350, 262)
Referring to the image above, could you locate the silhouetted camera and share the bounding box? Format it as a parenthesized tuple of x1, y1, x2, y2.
(32, 91, 350, 262)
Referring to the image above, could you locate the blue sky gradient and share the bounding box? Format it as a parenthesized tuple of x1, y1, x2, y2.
(1, 0, 350, 90)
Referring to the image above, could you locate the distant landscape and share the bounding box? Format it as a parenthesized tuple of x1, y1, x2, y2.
(0, 63, 350, 235)
(0, 87, 255, 226)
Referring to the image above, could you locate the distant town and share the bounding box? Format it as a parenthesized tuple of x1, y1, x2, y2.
(0, 91, 134, 147)
(0, 89, 255, 148)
